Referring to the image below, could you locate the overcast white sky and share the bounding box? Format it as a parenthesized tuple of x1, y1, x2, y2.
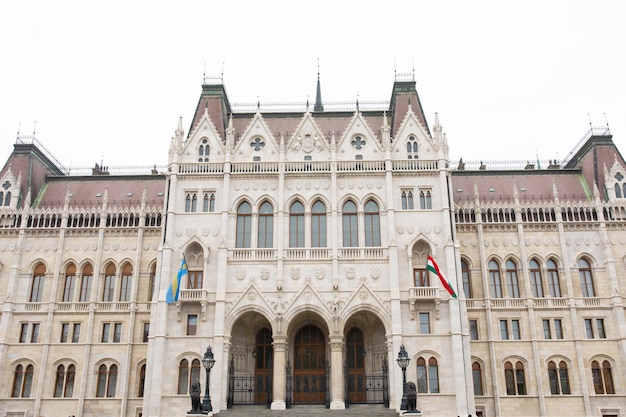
(1, 1, 624, 170)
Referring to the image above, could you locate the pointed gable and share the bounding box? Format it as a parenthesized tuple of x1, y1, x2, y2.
(336, 112, 382, 161)
(391, 105, 437, 160)
(184, 109, 226, 164)
(233, 112, 279, 162)
(285, 111, 329, 161)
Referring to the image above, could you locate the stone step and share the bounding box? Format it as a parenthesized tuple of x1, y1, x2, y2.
(214, 404, 399, 417)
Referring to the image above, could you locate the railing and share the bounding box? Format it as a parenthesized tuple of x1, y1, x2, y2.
(339, 248, 386, 259)
(409, 287, 439, 299)
(284, 248, 330, 259)
(178, 163, 224, 174)
(229, 249, 277, 260)
(95, 302, 131, 311)
(284, 161, 331, 173)
(345, 370, 389, 406)
(337, 160, 385, 172)
(55, 302, 90, 312)
(532, 298, 569, 308)
(392, 159, 439, 171)
(178, 289, 209, 303)
(231, 162, 279, 173)
(490, 299, 527, 309)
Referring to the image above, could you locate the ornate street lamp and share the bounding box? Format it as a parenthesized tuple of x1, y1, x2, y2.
(201, 346, 216, 413)
(396, 344, 410, 411)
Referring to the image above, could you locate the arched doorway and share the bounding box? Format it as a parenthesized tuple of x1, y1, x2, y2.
(346, 327, 366, 403)
(254, 328, 272, 405)
(293, 324, 326, 404)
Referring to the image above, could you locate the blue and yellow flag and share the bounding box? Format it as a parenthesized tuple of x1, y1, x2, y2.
(166, 256, 187, 304)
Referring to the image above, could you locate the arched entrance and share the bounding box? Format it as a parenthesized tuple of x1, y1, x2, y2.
(293, 324, 326, 404)
(254, 328, 273, 405)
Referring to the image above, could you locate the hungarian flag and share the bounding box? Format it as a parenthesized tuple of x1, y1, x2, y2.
(427, 255, 458, 298)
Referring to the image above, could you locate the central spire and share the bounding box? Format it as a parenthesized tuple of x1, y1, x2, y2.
(314, 58, 324, 112)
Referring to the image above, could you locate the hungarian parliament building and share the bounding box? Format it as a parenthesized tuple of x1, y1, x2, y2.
(0, 73, 625, 417)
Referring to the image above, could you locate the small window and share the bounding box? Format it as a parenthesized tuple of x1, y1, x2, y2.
(187, 315, 198, 336)
(102, 323, 111, 343)
(72, 323, 81, 343)
(143, 322, 150, 343)
(113, 323, 122, 343)
(469, 319, 479, 340)
(419, 312, 430, 334)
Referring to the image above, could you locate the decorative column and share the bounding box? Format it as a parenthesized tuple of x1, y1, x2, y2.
(271, 336, 287, 410)
(329, 335, 345, 409)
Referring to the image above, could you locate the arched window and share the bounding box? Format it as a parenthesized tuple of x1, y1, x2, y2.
(461, 260, 473, 298)
(185, 194, 192, 212)
(148, 263, 156, 302)
(30, 263, 46, 302)
(289, 201, 305, 248)
(203, 193, 215, 212)
(190, 359, 201, 392)
(615, 183, 622, 198)
(12, 363, 34, 397)
(419, 190, 432, 209)
(96, 364, 117, 397)
(401, 190, 414, 210)
(54, 364, 76, 397)
(546, 259, 562, 297)
(5, 191, 11, 206)
(578, 258, 595, 297)
(138, 363, 146, 397)
(178, 359, 189, 394)
(103, 263, 116, 302)
(236, 202, 252, 248)
(591, 360, 615, 394)
(364, 200, 380, 247)
(119, 263, 132, 302)
(79, 264, 93, 302)
(472, 362, 483, 395)
(488, 260, 502, 298)
(198, 139, 210, 162)
(506, 260, 520, 298)
(529, 259, 544, 297)
(257, 201, 274, 248)
(504, 361, 526, 395)
(407, 136, 418, 157)
(416, 357, 439, 393)
(63, 264, 77, 302)
(548, 360, 571, 395)
(311, 201, 327, 247)
(342, 200, 358, 247)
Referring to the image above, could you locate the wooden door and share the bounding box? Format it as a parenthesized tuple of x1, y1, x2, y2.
(254, 328, 272, 405)
(293, 324, 326, 404)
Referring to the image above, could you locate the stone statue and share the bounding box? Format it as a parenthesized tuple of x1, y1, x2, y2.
(406, 381, 419, 413)
(188, 381, 202, 414)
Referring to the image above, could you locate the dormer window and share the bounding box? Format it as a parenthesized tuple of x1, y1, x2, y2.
(198, 139, 210, 162)
(407, 136, 418, 159)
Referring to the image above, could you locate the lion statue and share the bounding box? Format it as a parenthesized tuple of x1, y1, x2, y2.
(406, 381, 419, 413)
(188, 381, 202, 414)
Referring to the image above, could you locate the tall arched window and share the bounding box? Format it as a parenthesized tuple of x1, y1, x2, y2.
(178, 359, 189, 394)
(342, 200, 358, 247)
(5, 191, 11, 206)
(11, 363, 34, 397)
(506, 260, 520, 298)
(30, 263, 46, 302)
(548, 360, 571, 395)
(138, 363, 146, 397)
(63, 264, 77, 302)
(578, 258, 595, 297)
(96, 364, 117, 397)
(461, 260, 473, 298)
(103, 263, 116, 302)
(257, 201, 274, 248)
(119, 263, 132, 302)
(289, 201, 305, 248)
(401, 190, 414, 210)
(416, 357, 439, 393)
(472, 362, 483, 395)
(236, 202, 252, 248)
(488, 260, 503, 298)
(311, 201, 327, 247)
(419, 190, 432, 209)
(615, 183, 622, 198)
(364, 200, 380, 247)
(148, 263, 156, 302)
(79, 264, 93, 302)
(546, 259, 562, 297)
(203, 193, 215, 212)
(504, 361, 526, 395)
(54, 364, 76, 397)
(591, 360, 615, 394)
(529, 259, 544, 297)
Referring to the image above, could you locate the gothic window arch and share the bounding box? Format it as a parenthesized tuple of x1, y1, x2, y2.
(138, 363, 146, 397)
(203, 192, 215, 212)
(96, 363, 117, 397)
(4, 191, 10, 206)
(401, 190, 414, 210)
(419, 190, 432, 209)
(198, 139, 210, 162)
(103, 263, 116, 302)
(591, 359, 615, 394)
(79, 263, 93, 302)
(11, 363, 34, 397)
(30, 263, 46, 302)
(257, 201, 274, 248)
(504, 360, 526, 395)
(236, 201, 252, 248)
(461, 259, 473, 298)
(548, 360, 571, 395)
(364, 199, 380, 247)
(578, 258, 596, 297)
(119, 263, 133, 302)
(488, 260, 503, 298)
(546, 259, 562, 297)
(529, 259, 544, 298)
(472, 362, 484, 396)
(63, 263, 77, 302)
(178, 358, 201, 395)
(311, 200, 327, 247)
(342, 200, 358, 247)
(53, 363, 76, 397)
(506, 259, 520, 298)
(289, 200, 305, 248)
(407, 135, 418, 159)
(416, 356, 439, 393)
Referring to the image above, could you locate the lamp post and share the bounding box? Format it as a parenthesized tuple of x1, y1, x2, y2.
(396, 344, 410, 411)
(201, 346, 216, 413)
